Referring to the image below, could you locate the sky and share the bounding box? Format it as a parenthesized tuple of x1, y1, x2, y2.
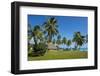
(28, 15, 88, 49)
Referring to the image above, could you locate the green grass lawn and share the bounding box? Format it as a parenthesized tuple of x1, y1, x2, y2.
(28, 50, 88, 61)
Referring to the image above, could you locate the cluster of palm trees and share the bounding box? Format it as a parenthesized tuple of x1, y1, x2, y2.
(52, 32, 87, 50)
(28, 17, 88, 51)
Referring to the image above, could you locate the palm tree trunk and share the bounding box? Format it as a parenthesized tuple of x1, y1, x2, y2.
(74, 42, 77, 50)
(34, 37, 37, 45)
(78, 46, 81, 51)
(70, 46, 72, 51)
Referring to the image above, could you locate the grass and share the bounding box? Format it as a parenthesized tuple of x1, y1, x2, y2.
(28, 50, 88, 61)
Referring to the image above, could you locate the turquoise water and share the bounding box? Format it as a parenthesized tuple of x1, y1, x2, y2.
(80, 48, 88, 51)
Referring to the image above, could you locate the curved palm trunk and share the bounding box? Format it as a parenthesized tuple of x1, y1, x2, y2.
(70, 46, 72, 51)
(48, 35, 52, 43)
(34, 36, 37, 45)
(74, 42, 78, 50)
(78, 46, 81, 51)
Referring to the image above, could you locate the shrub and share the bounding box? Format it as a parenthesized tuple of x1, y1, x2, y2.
(28, 51, 33, 57)
(33, 43, 47, 56)
(28, 44, 34, 57)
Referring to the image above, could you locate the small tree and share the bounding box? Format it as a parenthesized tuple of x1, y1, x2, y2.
(72, 32, 85, 50)
(53, 39, 56, 45)
(30, 25, 47, 56)
(66, 40, 71, 50)
(56, 35, 62, 50)
(56, 35, 61, 45)
(62, 37, 67, 50)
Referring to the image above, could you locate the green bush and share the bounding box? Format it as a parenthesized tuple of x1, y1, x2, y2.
(28, 44, 34, 57)
(28, 52, 33, 57)
(33, 43, 47, 56)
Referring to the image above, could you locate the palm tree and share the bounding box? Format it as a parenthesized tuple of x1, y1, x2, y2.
(66, 40, 71, 50)
(72, 32, 85, 50)
(56, 35, 61, 45)
(32, 25, 43, 45)
(56, 35, 62, 50)
(53, 39, 56, 45)
(28, 24, 33, 51)
(28, 24, 32, 41)
(62, 37, 67, 49)
(28, 24, 32, 34)
(43, 17, 59, 43)
(84, 34, 88, 49)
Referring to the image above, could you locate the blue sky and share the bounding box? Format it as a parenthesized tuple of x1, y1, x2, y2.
(28, 15, 88, 48)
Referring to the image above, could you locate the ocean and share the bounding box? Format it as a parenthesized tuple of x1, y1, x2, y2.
(79, 48, 88, 51)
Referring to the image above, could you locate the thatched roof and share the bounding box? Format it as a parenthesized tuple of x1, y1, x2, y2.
(47, 43, 58, 50)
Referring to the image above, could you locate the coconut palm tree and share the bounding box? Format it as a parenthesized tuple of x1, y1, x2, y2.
(72, 32, 85, 50)
(28, 24, 32, 41)
(66, 40, 71, 50)
(28, 24, 33, 51)
(62, 37, 67, 49)
(53, 39, 56, 45)
(28, 24, 32, 34)
(31, 25, 48, 56)
(32, 25, 43, 45)
(84, 34, 88, 50)
(56, 35, 61, 45)
(56, 35, 62, 50)
(43, 17, 59, 43)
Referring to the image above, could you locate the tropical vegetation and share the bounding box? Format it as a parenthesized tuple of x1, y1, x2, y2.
(28, 17, 88, 60)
